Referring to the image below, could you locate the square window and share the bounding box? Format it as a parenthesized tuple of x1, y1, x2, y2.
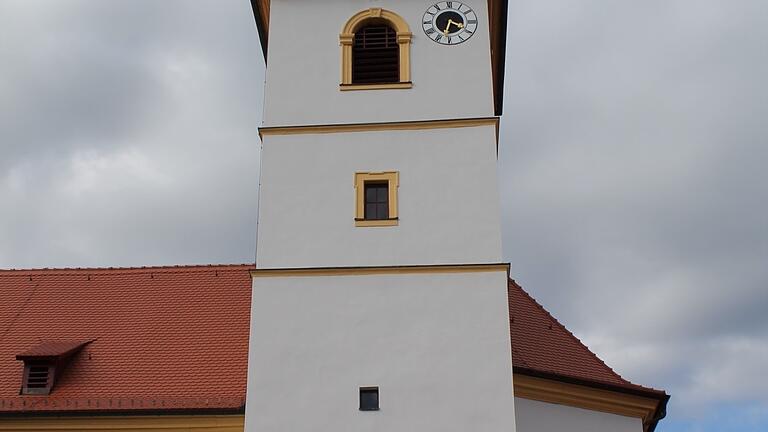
(354, 172, 399, 227)
(359, 387, 379, 411)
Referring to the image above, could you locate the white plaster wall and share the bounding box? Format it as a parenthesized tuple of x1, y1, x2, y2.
(255, 124, 502, 269)
(245, 270, 516, 432)
(263, 0, 495, 126)
(514, 398, 643, 432)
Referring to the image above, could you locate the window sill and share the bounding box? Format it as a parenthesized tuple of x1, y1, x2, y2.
(340, 82, 413, 91)
(355, 218, 399, 227)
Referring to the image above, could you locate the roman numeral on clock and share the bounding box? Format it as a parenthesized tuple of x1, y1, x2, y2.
(423, 2, 477, 45)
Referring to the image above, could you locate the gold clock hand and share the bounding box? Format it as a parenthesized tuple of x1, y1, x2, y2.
(444, 19, 465, 34)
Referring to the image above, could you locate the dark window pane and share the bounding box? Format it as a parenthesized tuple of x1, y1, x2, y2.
(364, 182, 389, 220)
(365, 203, 378, 219)
(377, 186, 388, 202)
(360, 387, 379, 411)
(366, 186, 378, 202)
(376, 203, 388, 219)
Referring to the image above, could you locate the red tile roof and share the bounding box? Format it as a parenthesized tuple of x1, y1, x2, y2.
(0, 265, 253, 414)
(0, 265, 664, 415)
(508, 279, 665, 396)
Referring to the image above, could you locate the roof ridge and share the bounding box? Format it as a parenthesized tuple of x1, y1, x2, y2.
(508, 279, 636, 387)
(0, 263, 255, 275)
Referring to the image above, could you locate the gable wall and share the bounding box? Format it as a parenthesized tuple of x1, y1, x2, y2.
(514, 398, 643, 432)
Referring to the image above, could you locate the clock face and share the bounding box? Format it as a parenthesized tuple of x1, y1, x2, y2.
(422, 2, 478, 45)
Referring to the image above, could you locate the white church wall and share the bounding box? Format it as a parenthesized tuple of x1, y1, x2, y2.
(262, 0, 495, 127)
(255, 124, 503, 269)
(245, 270, 516, 432)
(514, 397, 644, 432)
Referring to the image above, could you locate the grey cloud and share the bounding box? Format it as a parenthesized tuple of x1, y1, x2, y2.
(0, 0, 264, 267)
(0, 0, 263, 171)
(500, 0, 768, 422)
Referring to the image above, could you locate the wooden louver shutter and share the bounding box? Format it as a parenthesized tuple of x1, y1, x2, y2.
(22, 362, 54, 394)
(26, 365, 50, 388)
(352, 25, 399, 84)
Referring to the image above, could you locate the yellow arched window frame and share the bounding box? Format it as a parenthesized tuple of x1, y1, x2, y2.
(340, 8, 413, 91)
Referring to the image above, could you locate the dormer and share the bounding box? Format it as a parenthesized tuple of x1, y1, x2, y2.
(16, 340, 92, 395)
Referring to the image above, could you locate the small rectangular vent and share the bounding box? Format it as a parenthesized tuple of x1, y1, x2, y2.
(359, 386, 380, 411)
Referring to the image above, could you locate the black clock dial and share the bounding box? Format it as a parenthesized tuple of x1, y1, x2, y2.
(435, 11, 464, 35)
(423, 2, 478, 45)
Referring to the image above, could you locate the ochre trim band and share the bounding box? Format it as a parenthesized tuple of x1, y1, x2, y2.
(513, 374, 660, 427)
(250, 263, 510, 278)
(259, 117, 499, 138)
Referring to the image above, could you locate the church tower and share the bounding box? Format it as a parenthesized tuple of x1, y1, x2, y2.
(245, 1, 515, 430)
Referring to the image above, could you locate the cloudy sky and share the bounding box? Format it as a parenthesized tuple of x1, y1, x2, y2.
(1, 1, 766, 431)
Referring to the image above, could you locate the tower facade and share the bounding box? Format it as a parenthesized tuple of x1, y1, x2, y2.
(245, 1, 515, 430)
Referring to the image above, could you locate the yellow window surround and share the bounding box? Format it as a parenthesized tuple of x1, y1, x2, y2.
(354, 171, 399, 227)
(340, 8, 412, 90)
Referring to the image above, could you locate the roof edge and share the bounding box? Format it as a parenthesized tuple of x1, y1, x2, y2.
(514, 367, 669, 432)
(514, 367, 666, 399)
(249, 0, 268, 60)
(16, 340, 94, 361)
(0, 406, 245, 418)
(509, 279, 643, 388)
(488, 0, 508, 116)
(0, 263, 254, 275)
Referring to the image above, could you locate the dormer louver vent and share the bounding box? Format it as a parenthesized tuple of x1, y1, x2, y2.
(26, 364, 51, 389)
(16, 340, 93, 396)
(21, 363, 54, 395)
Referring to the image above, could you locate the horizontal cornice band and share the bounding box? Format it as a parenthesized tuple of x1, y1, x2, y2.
(513, 374, 660, 427)
(250, 263, 510, 278)
(258, 117, 499, 138)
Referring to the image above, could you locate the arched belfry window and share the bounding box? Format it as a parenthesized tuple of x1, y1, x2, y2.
(340, 8, 412, 90)
(353, 24, 399, 84)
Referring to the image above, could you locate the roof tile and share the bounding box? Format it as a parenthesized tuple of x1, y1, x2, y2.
(0, 265, 253, 413)
(508, 279, 664, 394)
